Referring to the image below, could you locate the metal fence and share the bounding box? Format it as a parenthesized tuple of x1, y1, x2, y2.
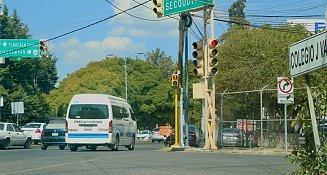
(216, 86, 305, 149)
(216, 119, 301, 148)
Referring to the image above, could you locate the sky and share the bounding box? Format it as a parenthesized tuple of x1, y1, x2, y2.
(1, 0, 326, 83)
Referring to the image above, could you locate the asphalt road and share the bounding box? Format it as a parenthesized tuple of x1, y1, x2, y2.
(0, 142, 297, 175)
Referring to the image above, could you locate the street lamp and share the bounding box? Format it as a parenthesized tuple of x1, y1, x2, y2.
(107, 53, 145, 101)
(124, 52, 145, 102)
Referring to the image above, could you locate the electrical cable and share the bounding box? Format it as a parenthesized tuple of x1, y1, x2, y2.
(104, 0, 167, 21)
(0, 0, 151, 57)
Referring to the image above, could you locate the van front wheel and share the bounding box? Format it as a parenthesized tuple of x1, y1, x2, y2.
(128, 136, 135, 150)
(70, 145, 78, 152)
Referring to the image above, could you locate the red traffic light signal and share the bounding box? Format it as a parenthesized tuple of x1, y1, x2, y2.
(172, 73, 178, 86)
(208, 38, 219, 76)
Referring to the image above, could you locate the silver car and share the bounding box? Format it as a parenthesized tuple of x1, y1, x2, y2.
(0, 122, 32, 150)
(222, 128, 245, 147)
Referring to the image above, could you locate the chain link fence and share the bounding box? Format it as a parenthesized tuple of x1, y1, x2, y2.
(216, 87, 303, 148)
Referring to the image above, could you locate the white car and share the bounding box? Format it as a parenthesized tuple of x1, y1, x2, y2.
(21, 123, 46, 144)
(0, 122, 32, 150)
(137, 130, 151, 140)
(151, 127, 166, 143)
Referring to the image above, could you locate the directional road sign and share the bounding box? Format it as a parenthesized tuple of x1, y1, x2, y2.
(164, 0, 214, 16)
(0, 39, 41, 58)
(277, 77, 294, 104)
(289, 30, 327, 77)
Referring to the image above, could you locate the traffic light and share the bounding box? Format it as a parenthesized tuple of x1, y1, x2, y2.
(208, 38, 219, 76)
(153, 0, 163, 18)
(39, 40, 47, 56)
(172, 73, 178, 86)
(192, 40, 204, 77)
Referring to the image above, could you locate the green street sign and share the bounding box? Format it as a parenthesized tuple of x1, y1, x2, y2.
(0, 39, 41, 58)
(164, 0, 214, 16)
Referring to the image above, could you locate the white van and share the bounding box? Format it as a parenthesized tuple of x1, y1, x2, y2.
(65, 94, 137, 151)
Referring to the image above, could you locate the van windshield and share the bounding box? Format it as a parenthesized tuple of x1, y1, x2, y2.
(69, 104, 109, 119)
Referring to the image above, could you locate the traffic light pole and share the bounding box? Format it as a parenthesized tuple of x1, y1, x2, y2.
(203, 7, 217, 150)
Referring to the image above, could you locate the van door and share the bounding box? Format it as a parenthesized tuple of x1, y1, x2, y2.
(112, 105, 129, 144)
(127, 108, 137, 140)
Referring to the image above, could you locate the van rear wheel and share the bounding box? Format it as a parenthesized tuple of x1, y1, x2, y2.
(111, 135, 119, 151)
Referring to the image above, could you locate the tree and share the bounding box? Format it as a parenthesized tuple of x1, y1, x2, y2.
(228, 0, 249, 29)
(0, 6, 58, 123)
(47, 53, 176, 130)
(216, 25, 310, 122)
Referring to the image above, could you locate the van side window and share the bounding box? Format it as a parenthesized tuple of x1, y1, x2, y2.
(112, 105, 129, 119)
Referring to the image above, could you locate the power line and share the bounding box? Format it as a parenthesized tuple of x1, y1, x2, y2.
(0, 0, 151, 57)
(104, 0, 167, 21)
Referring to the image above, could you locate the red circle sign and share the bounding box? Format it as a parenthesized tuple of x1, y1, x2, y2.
(278, 78, 293, 93)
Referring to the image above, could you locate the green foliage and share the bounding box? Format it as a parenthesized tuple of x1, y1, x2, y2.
(0, 6, 58, 123)
(216, 25, 309, 120)
(46, 49, 178, 129)
(288, 86, 327, 174)
(228, 0, 249, 29)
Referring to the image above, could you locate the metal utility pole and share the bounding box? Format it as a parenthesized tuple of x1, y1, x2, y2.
(183, 12, 192, 147)
(260, 85, 268, 144)
(173, 13, 186, 147)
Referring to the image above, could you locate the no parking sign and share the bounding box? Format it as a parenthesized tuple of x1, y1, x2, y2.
(277, 77, 294, 104)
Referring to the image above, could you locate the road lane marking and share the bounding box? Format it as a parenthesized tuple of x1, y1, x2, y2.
(0, 153, 138, 175)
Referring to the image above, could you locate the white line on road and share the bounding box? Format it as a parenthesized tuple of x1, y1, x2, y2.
(0, 153, 138, 175)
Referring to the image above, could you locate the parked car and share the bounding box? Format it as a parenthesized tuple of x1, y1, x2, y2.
(41, 119, 66, 150)
(21, 123, 46, 144)
(151, 127, 165, 143)
(0, 122, 32, 150)
(137, 130, 151, 140)
(187, 125, 202, 147)
(222, 128, 245, 147)
(164, 125, 203, 147)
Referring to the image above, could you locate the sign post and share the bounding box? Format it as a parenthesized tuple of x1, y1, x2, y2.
(11, 102, 24, 126)
(277, 77, 294, 153)
(289, 32, 324, 152)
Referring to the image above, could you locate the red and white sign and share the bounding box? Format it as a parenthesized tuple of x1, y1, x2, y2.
(277, 77, 294, 104)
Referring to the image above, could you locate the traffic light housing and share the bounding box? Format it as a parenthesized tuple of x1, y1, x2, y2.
(39, 40, 47, 56)
(192, 40, 204, 77)
(208, 38, 219, 76)
(172, 73, 178, 86)
(153, 0, 163, 18)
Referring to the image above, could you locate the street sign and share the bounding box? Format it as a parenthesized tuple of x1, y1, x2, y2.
(289, 30, 327, 77)
(164, 0, 214, 16)
(11, 102, 24, 114)
(0, 39, 41, 58)
(277, 77, 294, 104)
